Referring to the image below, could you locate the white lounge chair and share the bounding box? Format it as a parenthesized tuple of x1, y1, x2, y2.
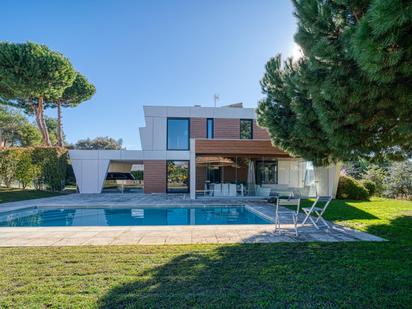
(301, 196, 333, 229)
(229, 184, 237, 197)
(274, 197, 301, 236)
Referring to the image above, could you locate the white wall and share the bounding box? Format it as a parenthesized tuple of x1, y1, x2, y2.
(69, 150, 190, 193)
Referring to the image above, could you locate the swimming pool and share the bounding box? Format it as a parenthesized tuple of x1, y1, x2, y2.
(0, 206, 272, 227)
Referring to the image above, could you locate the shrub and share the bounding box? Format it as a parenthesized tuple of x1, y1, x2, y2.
(361, 179, 377, 197)
(0, 149, 20, 187)
(65, 162, 76, 186)
(336, 175, 369, 200)
(32, 147, 68, 191)
(0, 147, 68, 191)
(363, 164, 387, 196)
(15, 149, 40, 189)
(384, 161, 412, 200)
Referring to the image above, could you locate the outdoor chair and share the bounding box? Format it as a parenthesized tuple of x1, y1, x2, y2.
(274, 197, 301, 236)
(301, 196, 333, 229)
(229, 184, 237, 197)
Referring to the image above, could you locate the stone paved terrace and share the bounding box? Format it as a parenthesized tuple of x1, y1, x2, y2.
(0, 193, 385, 246)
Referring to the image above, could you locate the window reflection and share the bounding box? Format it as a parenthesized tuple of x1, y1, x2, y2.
(167, 118, 189, 150)
(240, 119, 253, 139)
(207, 118, 214, 139)
(167, 160, 189, 193)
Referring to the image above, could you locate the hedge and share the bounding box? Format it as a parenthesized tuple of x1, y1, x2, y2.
(336, 175, 370, 200)
(361, 179, 377, 197)
(0, 147, 68, 191)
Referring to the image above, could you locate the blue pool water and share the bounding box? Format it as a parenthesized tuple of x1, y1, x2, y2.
(0, 206, 271, 227)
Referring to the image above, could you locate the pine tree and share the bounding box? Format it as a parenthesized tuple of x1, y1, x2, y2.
(46, 73, 96, 146)
(257, 56, 334, 166)
(0, 42, 76, 145)
(257, 0, 412, 165)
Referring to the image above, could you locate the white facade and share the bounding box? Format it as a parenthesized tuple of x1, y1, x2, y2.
(70, 104, 339, 198)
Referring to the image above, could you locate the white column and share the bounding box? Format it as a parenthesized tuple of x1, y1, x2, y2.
(71, 158, 110, 193)
(190, 139, 196, 199)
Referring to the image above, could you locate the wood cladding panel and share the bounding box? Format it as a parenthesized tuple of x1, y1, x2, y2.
(253, 120, 270, 139)
(214, 118, 240, 139)
(143, 160, 166, 193)
(195, 139, 291, 156)
(190, 118, 206, 139)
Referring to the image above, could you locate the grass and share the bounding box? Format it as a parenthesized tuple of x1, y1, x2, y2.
(0, 198, 411, 308)
(0, 187, 68, 204)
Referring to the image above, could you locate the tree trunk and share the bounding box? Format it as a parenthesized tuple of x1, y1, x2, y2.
(30, 98, 44, 139)
(38, 97, 51, 146)
(0, 129, 4, 147)
(30, 97, 51, 146)
(56, 101, 64, 147)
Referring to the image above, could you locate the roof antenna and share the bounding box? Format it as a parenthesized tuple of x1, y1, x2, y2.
(213, 94, 219, 107)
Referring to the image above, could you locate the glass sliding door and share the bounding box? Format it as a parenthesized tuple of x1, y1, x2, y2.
(195, 155, 280, 197)
(195, 155, 315, 198)
(167, 160, 189, 193)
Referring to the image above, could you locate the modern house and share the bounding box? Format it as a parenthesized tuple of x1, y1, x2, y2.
(69, 103, 340, 199)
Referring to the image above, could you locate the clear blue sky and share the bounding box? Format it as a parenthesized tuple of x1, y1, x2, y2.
(2, 0, 297, 149)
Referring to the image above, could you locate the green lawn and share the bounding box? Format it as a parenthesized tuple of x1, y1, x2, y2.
(0, 187, 68, 204)
(0, 198, 411, 308)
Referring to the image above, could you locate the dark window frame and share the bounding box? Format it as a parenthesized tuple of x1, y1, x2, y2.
(166, 160, 190, 193)
(166, 117, 190, 151)
(206, 118, 214, 139)
(240, 119, 253, 140)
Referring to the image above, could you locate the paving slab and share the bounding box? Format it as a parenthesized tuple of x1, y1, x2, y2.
(111, 238, 141, 245)
(51, 238, 90, 246)
(83, 237, 115, 245)
(192, 237, 219, 244)
(138, 236, 167, 245)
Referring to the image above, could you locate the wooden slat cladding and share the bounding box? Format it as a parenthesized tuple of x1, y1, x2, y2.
(143, 160, 166, 193)
(253, 120, 270, 139)
(190, 118, 206, 138)
(214, 118, 240, 139)
(195, 139, 291, 157)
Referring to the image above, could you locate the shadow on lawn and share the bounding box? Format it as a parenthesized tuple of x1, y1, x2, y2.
(365, 215, 412, 242)
(97, 216, 412, 308)
(320, 199, 379, 221)
(97, 243, 328, 308)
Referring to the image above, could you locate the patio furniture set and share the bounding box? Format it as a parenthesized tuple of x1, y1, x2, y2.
(274, 196, 333, 236)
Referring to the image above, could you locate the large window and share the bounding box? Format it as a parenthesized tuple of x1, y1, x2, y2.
(240, 119, 253, 139)
(207, 118, 214, 139)
(167, 118, 189, 150)
(167, 160, 189, 193)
